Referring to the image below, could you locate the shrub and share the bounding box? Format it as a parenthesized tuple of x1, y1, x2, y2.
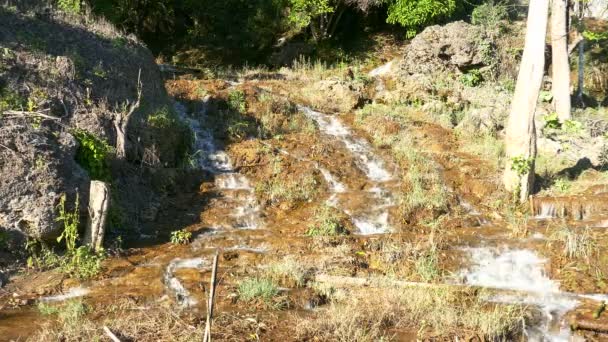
(471, 1, 509, 37)
(228, 90, 247, 113)
(386, 0, 457, 38)
(57, 0, 81, 14)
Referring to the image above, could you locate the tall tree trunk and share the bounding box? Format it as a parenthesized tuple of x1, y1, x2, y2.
(503, 0, 550, 202)
(551, 0, 571, 121)
(576, 0, 585, 104)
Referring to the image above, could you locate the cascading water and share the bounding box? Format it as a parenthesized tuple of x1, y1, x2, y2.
(298, 105, 395, 234)
(163, 257, 210, 307)
(175, 102, 261, 230)
(459, 247, 582, 341)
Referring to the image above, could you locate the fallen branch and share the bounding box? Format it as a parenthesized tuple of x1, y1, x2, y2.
(203, 250, 220, 342)
(103, 326, 121, 342)
(3, 109, 61, 121)
(571, 318, 608, 334)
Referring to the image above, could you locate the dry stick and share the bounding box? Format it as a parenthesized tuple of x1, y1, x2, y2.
(103, 326, 121, 342)
(203, 250, 220, 342)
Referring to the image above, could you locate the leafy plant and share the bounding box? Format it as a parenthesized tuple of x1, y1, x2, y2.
(38, 299, 88, 328)
(386, 0, 457, 38)
(72, 129, 112, 180)
(510, 155, 533, 176)
(543, 112, 561, 129)
(562, 119, 583, 134)
(539, 90, 553, 103)
(56, 193, 80, 252)
(459, 69, 483, 87)
(170, 229, 192, 245)
(471, 0, 509, 37)
(57, 0, 81, 14)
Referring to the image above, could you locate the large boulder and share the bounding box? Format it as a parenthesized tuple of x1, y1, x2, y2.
(398, 21, 484, 76)
(0, 6, 184, 240)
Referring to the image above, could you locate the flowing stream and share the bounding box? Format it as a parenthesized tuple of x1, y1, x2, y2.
(298, 105, 395, 234)
(460, 247, 589, 341)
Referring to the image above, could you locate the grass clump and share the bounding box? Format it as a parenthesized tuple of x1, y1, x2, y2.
(550, 225, 597, 260)
(237, 278, 284, 309)
(255, 172, 319, 205)
(395, 140, 449, 218)
(266, 256, 308, 287)
(296, 287, 528, 341)
(306, 205, 349, 237)
(38, 300, 88, 328)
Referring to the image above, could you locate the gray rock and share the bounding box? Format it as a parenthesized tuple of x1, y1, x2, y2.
(399, 21, 484, 76)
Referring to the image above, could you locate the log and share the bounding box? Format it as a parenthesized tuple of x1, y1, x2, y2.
(84, 181, 110, 252)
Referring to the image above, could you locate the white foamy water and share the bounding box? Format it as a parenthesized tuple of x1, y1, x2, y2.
(40, 287, 89, 302)
(536, 202, 558, 219)
(460, 247, 581, 341)
(163, 257, 211, 308)
(299, 106, 392, 182)
(299, 106, 394, 235)
(175, 102, 261, 230)
(368, 61, 394, 77)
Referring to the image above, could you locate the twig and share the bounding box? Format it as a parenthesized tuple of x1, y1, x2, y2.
(3, 109, 61, 121)
(203, 250, 220, 342)
(103, 326, 121, 342)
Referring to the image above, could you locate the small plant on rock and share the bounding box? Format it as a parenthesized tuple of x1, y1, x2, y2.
(459, 69, 483, 87)
(72, 129, 112, 181)
(510, 155, 533, 176)
(170, 229, 192, 245)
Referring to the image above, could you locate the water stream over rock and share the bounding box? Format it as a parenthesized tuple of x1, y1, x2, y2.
(460, 247, 584, 341)
(298, 105, 396, 234)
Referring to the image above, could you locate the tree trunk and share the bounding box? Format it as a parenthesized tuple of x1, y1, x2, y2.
(503, 0, 550, 202)
(84, 180, 110, 252)
(576, 0, 585, 105)
(114, 119, 127, 159)
(551, 0, 571, 121)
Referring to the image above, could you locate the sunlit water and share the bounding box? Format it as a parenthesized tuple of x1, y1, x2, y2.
(460, 247, 583, 341)
(299, 105, 394, 234)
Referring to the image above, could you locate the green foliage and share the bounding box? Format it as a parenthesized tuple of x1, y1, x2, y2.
(0, 87, 25, 112)
(543, 112, 561, 129)
(61, 246, 105, 279)
(38, 300, 88, 328)
(170, 229, 192, 245)
(582, 30, 608, 42)
(306, 205, 348, 236)
(57, 0, 81, 14)
(72, 129, 112, 181)
(510, 155, 533, 176)
(238, 278, 280, 302)
(56, 194, 80, 252)
(147, 107, 194, 165)
(415, 246, 440, 282)
(228, 90, 247, 113)
(386, 0, 457, 38)
(459, 69, 483, 87)
(562, 119, 583, 134)
(471, 1, 508, 36)
(288, 0, 334, 40)
(539, 90, 553, 103)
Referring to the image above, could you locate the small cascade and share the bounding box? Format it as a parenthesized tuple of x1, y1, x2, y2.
(299, 105, 395, 234)
(163, 258, 210, 308)
(459, 247, 581, 341)
(531, 195, 608, 221)
(40, 287, 90, 302)
(175, 102, 261, 230)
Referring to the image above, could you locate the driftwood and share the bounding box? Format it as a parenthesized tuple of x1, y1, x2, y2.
(103, 326, 121, 342)
(203, 251, 220, 342)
